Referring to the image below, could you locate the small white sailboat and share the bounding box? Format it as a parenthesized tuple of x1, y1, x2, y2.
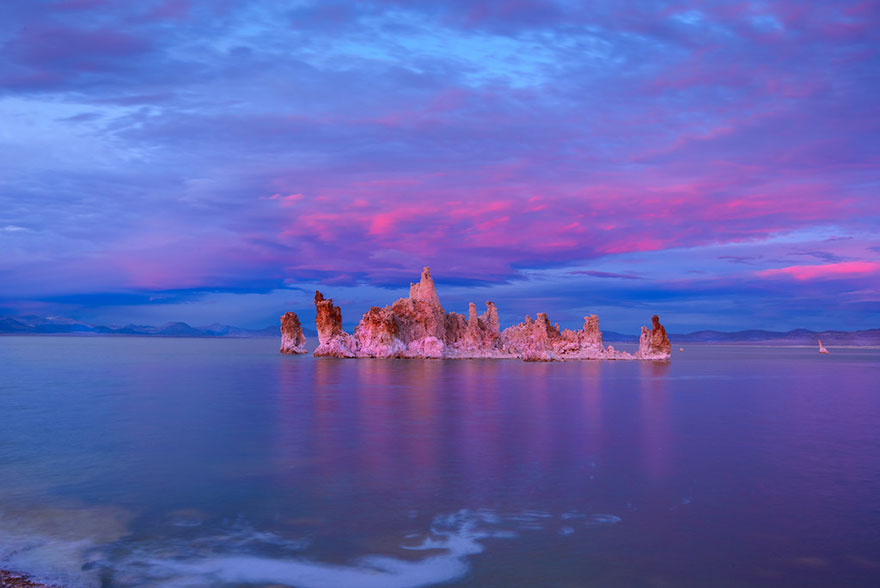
(818, 339, 829, 354)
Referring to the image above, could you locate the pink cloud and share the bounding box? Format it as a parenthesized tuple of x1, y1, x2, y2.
(262, 193, 305, 207)
(260, 153, 872, 288)
(757, 261, 880, 280)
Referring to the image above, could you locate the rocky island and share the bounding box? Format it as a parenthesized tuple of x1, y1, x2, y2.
(281, 267, 671, 361)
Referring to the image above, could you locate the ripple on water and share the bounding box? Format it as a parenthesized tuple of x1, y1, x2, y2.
(0, 506, 622, 588)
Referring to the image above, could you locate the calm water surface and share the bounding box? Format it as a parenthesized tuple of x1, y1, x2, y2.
(0, 337, 878, 587)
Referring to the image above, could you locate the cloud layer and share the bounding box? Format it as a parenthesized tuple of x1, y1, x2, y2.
(1, 0, 878, 330)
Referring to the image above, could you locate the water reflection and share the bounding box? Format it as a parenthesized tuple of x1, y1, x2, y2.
(3, 339, 880, 587)
(272, 358, 668, 512)
(639, 361, 671, 481)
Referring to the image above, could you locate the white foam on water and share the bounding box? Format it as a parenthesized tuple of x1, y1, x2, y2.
(562, 512, 588, 520)
(1, 507, 622, 588)
(584, 514, 622, 526)
(107, 509, 495, 588)
(184, 522, 310, 553)
(113, 553, 471, 588)
(0, 534, 102, 588)
(561, 511, 622, 527)
(0, 503, 131, 588)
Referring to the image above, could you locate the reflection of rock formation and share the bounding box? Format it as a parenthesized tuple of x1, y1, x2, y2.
(635, 315, 672, 360)
(298, 267, 670, 361)
(279, 312, 307, 354)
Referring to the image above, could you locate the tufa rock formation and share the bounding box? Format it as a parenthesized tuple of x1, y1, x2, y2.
(499, 312, 606, 361)
(290, 267, 670, 361)
(635, 314, 672, 359)
(314, 291, 357, 357)
(280, 311, 307, 354)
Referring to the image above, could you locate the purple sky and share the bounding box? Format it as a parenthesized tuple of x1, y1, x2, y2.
(1, 0, 878, 332)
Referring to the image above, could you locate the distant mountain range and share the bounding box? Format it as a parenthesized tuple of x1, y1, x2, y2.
(0, 315, 286, 338)
(0, 315, 876, 345)
(604, 328, 880, 346)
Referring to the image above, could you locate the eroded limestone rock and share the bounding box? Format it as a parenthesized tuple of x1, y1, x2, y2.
(499, 312, 609, 361)
(635, 314, 672, 359)
(279, 311, 307, 354)
(290, 267, 670, 361)
(313, 291, 356, 357)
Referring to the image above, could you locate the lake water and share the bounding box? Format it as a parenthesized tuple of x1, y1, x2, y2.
(0, 336, 878, 587)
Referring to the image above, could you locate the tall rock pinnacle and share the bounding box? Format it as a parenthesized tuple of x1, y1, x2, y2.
(279, 311, 307, 354)
(408, 267, 442, 308)
(636, 314, 672, 359)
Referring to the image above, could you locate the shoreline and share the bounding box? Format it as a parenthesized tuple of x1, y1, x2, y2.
(0, 569, 57, 588)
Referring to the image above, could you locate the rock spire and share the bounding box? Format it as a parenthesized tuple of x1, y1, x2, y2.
(279, 311, 307, 354)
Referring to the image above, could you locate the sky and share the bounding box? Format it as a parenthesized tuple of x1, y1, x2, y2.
(1, 0, 878, 333)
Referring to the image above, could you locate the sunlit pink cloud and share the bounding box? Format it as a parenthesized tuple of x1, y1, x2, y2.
(757, 261, 880, 281)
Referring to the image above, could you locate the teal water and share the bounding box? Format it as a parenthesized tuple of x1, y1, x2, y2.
(0, 337, 879, 587)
